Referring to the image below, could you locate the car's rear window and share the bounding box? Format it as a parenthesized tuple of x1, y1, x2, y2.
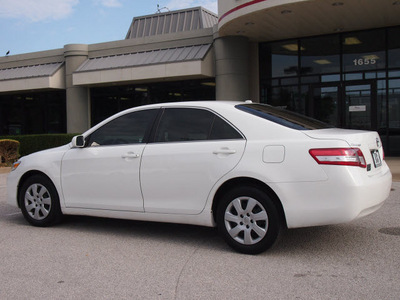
(236, 104, 333, 130)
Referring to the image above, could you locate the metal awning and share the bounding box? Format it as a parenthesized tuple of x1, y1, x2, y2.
(73, 44, 214, 86)
(0, 62, 65, 92)
(0, 62, 63, 81)
(76, 44, 211, 72)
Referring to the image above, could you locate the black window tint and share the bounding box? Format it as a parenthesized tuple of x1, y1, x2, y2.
(87, 109, 158, 146)
(155, 108, 243, 142)
(155, 108, 214, 142)
(236, 104, 333, 130)
(210, 116, 243, 140)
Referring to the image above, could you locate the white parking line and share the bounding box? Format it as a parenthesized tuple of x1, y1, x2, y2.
(4, 212, 21, 216)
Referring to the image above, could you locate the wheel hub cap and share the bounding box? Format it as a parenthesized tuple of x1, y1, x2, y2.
(224, 196, 269, 245)
(24, 183, 51, 221)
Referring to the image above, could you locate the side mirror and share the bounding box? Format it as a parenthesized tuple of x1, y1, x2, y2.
(71, 135, 85, 148)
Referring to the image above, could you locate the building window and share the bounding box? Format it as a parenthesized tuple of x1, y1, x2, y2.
(342, 29, 386, 73)
(259, 26, 400, 155)
(388, 27, 400, 69)
(260, 40, 299, 78)
(388, 79, 400, 155)
(300, 35, 341, 75)
(90, 79, 215, 126)
(0, 91, 66, 135)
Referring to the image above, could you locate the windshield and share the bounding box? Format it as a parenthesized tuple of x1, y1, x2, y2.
(236, 104, 333, 130)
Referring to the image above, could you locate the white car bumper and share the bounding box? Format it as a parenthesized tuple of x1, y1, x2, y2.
(273, 163, 393, 228)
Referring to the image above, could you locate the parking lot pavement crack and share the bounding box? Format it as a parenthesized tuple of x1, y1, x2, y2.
(379, 227, 400, 236)
(173, 246, 200, 300)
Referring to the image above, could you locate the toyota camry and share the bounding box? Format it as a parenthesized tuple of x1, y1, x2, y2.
(7, 101, 392, 254)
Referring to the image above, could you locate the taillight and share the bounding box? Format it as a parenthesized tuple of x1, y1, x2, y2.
(309, 148, 367, 168)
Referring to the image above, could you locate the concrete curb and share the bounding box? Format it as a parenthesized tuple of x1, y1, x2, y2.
(0, 167, 11, 174)
(385, 158, 400, 182)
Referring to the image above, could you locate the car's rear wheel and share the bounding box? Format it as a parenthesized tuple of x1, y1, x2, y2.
(19, 175, 63, 227)
(217, 186, 280, 254)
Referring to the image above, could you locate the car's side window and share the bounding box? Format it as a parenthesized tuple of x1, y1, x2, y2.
(87, 109, 158, 146)
(209, 115, 243, 140)
(154, 108, 243, 143)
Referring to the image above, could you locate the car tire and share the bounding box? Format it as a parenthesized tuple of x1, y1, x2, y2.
(19, 175, 63, 227)
(217, 186, 280, 254)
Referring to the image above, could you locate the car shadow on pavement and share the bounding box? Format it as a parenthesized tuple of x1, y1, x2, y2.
(270, 224, 377, 257)
(62, 215, 227, 251)
(4, 212, 374, 255)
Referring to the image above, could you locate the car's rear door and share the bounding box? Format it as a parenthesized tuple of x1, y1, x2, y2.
(140, 107, 246, 214)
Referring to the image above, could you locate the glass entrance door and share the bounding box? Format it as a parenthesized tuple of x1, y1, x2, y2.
(310, 81, 377, 130)
(344, 82, 376, 130)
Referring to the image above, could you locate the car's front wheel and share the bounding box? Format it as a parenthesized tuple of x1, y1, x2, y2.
(217, 186, 281, 254)
(19, 175, 63, 227)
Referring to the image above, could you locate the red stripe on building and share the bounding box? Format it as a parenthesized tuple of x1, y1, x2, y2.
(219, 0, 269, 23)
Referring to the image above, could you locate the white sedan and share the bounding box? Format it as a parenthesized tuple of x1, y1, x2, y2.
(7, 101, 392, 254)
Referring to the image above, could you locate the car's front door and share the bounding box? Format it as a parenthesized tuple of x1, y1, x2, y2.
(61, 109, 158, 211)
(140, 107, 246, 214)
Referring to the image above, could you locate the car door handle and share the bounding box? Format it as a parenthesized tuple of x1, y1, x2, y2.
(121, 152, 140, 159)
(213, 148, 236, 155)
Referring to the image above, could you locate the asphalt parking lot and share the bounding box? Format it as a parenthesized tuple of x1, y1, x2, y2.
(1, 172, 399, 300)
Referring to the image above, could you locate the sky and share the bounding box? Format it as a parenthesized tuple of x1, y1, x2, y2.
(0, 0, 218, 56)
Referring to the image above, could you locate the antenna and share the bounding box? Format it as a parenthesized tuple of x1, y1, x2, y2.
(156, 4, 169, 13)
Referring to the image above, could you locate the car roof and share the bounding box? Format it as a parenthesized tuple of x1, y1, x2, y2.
(134, 100, 245, 110)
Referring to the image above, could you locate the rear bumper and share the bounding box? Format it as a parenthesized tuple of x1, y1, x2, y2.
(273, 164, 393, 228)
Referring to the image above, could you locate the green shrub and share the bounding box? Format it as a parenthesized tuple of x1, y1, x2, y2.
(0, 139, 20, 166)
(0, 134, 77, 157)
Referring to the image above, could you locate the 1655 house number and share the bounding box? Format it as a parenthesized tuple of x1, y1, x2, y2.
(353, 57, 377, 66)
